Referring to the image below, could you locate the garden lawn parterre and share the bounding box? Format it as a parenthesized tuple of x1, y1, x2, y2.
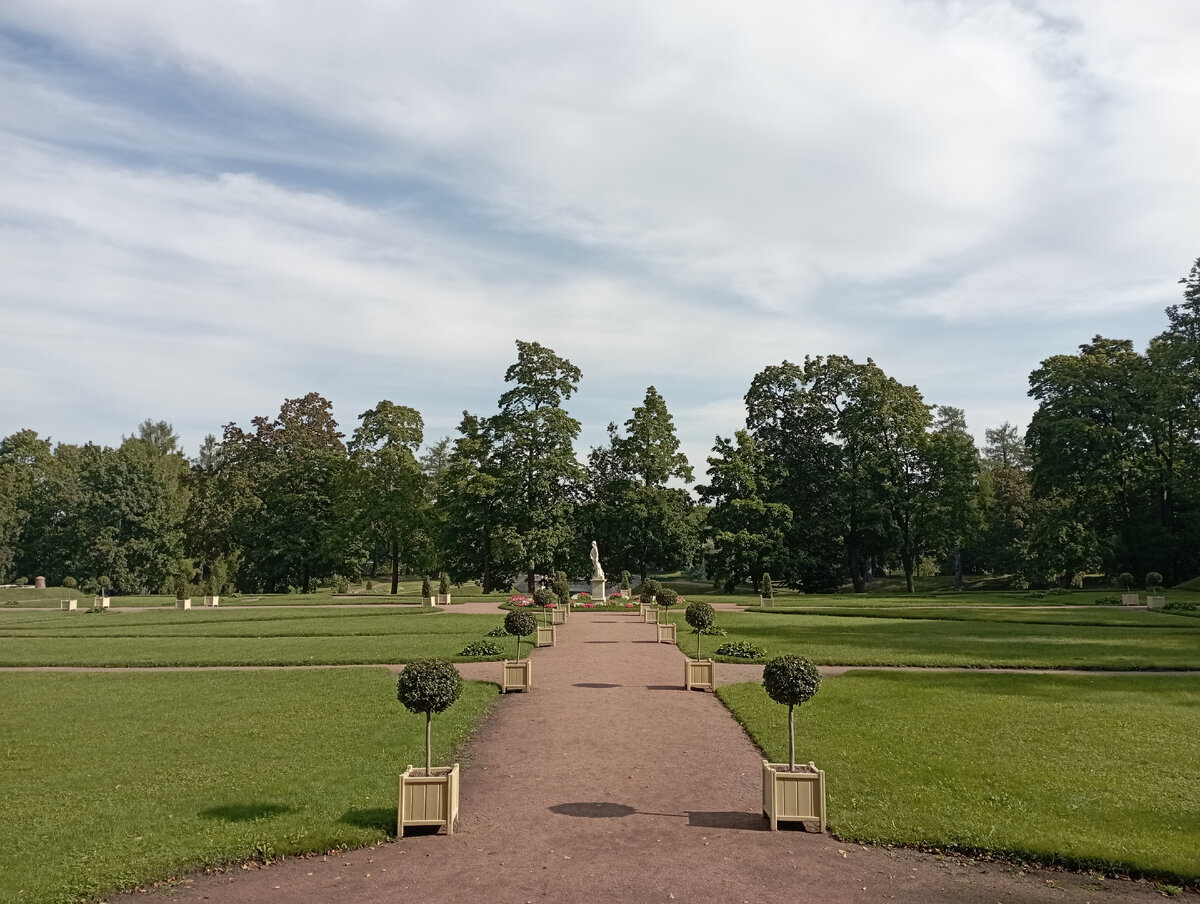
(0, 669, 498, 904)
(0, 582, 499, 608)
(662, 609, 1200, 669)
(718, 671, 1200, 883)
(0, 609, 514, 666)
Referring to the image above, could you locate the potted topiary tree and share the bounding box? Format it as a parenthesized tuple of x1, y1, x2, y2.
(620, 570, 631, 599)
(171, 558, 194, 610)
(438, 571, 452, 605)
(395, 658, 463, 836)
(656, 587, 679, 643)
(761, 654, 825, 831)
(684, 600, 716, 690)
(1117, 572, 1138, 606)
(533, 588, 557, 647)
(760, 572, 774, 608)
(641, 578, 662, 623)
(94, 575, 112, 609)
(502, 608, 536, 692)
(552, 571, 569, 624)
(421, 576, 437, 608)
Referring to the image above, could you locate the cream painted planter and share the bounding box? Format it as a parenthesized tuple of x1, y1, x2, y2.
(204, 595, 220, 607)
(1147, 595, 1165, 609)
(760, 596, 773, 608)
(620, 589, 631, 599)
(762, 761, 826, 832)
(657, 622, 677, 644)
(536, 624, 557, 647)
(685, 658, 715, 691)
(551, 607, 566, 625)
(398, 762, 459, 836)
(643, 607, 659, 624)
(175, 598, 192, 610)
(421, 597, 438, 608)
(60, 599, 77, 611)
(94, 596, 110, 609)
(501, 659, 532, 693)
(1121, 593, 1140, 606)
(438, 593, 452, 605)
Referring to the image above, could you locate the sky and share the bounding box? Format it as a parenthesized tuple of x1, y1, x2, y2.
(2, 0, 1199, 476)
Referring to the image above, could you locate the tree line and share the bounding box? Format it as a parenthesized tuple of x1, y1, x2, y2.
(2, 259, 1198, 595)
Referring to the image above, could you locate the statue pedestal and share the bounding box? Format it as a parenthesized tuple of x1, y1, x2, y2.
(591, 579, 606, 602)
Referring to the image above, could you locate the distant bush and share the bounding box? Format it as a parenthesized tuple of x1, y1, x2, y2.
(1163, 601, 1198, 612)
(1146, 572, 1164, 591)
(439, 572, 451, 595)
(61, 577, 78, 590)
(459, 640, 504, 657)
(1024, 591, 1046, 600)
(14, 577, 28, 586)
(1009, 573, 1029, 591)
(1094, 595, 1121, 606)
(639, 579, 662, 606)
(1117, 572, 1135, 591)
(760, 572, 774, 599)
(620, 570, 631, 590)
(485, 624, 509, 637)
(421, 577, 432, 599)
(655, 587, 679, 610)
(715, 641, 764, 659)
(365, 579, 373, 591)
(533, 588, 556, 608)
(330, 574, 350, 593)
(81, 578, 99, 595)
(1045, 587, 1070, 597)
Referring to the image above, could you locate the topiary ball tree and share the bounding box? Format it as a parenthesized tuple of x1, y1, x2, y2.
(1117, 572, 1135, 591)
(640, 578, 663, 606)
(620, 570, 631, 591)
(421, 576, 432, 600)
(552, 571, 569, 607)
(438, 572, 450, 596)
(533, 587, 556, 625)
(504, 608, 537, 660)
(656, 587, 679, 612)
(761, 572, 774, 599)
(1146, 572, 1164, 591)
(396, 658, 463, 776)
(762, 655, 821, 772)
(685, 600, 716, 659)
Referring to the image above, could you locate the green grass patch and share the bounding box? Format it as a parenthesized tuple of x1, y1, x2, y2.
(718, 672, 1200, 882)
(0, 609, 515, 666)
(663, 610, 1200, 669)
(0, 669, 498, 904)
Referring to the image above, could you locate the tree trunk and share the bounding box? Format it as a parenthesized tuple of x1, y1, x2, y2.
(390, 538, 400, 595)
(424, 711, 432, 776)
(526, 570, 535, 593)
(953, 547, 963, 591)
(902, 553, 915, 593)
(788, 704, 796, 772)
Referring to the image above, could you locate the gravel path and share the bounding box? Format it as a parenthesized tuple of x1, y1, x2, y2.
(102, 611, 1184, 904)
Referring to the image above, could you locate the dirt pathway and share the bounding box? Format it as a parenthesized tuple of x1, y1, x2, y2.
(105, 612, 1183, 904)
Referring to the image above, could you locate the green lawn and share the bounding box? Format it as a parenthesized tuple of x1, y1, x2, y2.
(664, 609, 1200, 669)
(0, 669, 498, 904)
(719, 672, 1200, 882)
(0, 609, 516, 666)
(0, 582, 509, 608)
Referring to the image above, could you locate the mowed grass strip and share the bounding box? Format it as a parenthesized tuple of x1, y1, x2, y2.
(667, 611, 1200, 669)
(719, 672, 1200, 882)
(1, 670, 498, 904)
(743, 605, 1200, 628)
(0, 610, 513, 666)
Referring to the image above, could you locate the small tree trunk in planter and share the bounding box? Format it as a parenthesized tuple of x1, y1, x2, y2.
(788, 704, 796, 772)
(425, 711, 433, 776)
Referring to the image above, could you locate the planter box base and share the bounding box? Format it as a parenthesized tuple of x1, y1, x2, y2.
(421, 597, 438, 608)
(204, 595, 220, 607)
(60, 599, 77, 611)
(438, 594, 451, 605)
(643, 608, 659, 624)
(1121, 593, 1140, 606)
(175, 598, 191, 610)
(536, 625, 556, 647)
(763, 761, 826, 832)
(399, 763, 459, 836)
(551, 607, 565, 625)
(1147, 595, 1165, 609)
(501, 658, 532, 693)
(760, 596, 773, 608)
(685, 658, 715, 691)
(657, 622, 677, 644)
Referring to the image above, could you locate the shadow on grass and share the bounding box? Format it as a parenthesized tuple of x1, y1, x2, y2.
(199, 801, 294, 822)
(340, 806, 397, 835)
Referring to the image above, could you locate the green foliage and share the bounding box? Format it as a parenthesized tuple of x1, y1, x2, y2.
(459, 640, 504, 657)
(760, 572, 773, 598)
(685, 600, 716, 659)
(485, 624, 509, 637)
(61, 576, 77, 589)
(532, 588, 556, 608)
(439, 571, 450, 595)
(1147, 571, 1164, 590)
(655, 587, 679, 610)
(421, 576, 432, 599)
(639, 578, 662, 605)
(715, 641, 763, 659)
(762, 654, 821, 706)
(1163, 601, 1198, 612)
(620, 570, 630, 590)
(1094, 595, 1120, 605)
(1118, 572, 1135, 590)
(14, 576, 27, 586)
(504, 608, 537, 660)
(552, 570, 569, 605)
(396, 659, 462, 716)
(330, 574, 350, 593)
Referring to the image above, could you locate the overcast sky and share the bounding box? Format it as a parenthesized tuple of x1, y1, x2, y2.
(2, 1, 1198, 476)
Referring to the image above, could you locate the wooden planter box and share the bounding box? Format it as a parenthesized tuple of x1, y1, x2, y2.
(760, 596, 773, 608)
(1121, 593, 1140, 606)
(501, 659, 532, 693)
(398, 762, 459, 836)
(643, 607, 659, 624)
(421, 597, 437, 608)
(60, 599, 77, 611)
(94, 596, 110, 609)
(620, 589, 631, 599)
(762, 761, 826, 832)
(536, 624, 556, 647)
(685, 658, 715, 691)
(551, 607, 566, 625)
(438, 593, 452, 605)
(1147, 595, 1165, 609)
(657, 622, 677, 644)
(175, 598, 191, 610)
(203, 595, 220, 607)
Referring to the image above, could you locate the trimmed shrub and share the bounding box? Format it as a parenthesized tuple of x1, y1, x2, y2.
(396, 659, 463, 775)
(1146, 572, 1164, 591)
(656, 587, 679, 611)
(1117, 572, 1135, 591)
(685, 600, 716, 659)
(15, 577, 28, 586)
(761, 572, 774, 599)
(504, 609, 537, 660)
(485, 624, 509, 637)
(459, 640, 504, 657)
(421, 576, 433, 600)
(61, 577, 78, 590)
(620, 570, 631, 591)
(330, 574, 350, 594)
(439, 572, 451, 595)
(639, 579, 662, 606)
(715, 641, 763, 659)
(762, 654, 822, 771)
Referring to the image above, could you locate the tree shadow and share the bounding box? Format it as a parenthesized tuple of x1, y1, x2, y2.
(583, 640, 618, 644)
(645, 685, 683, 691)
(339, 807, 397, 835)
(573, 682, 620, 688)
(687, 811, 767, 831)
(199, 802, 294, 822)
(549, 802, 637, 818)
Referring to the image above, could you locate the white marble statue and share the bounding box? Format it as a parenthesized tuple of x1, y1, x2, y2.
(590, 540, 605, 581)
